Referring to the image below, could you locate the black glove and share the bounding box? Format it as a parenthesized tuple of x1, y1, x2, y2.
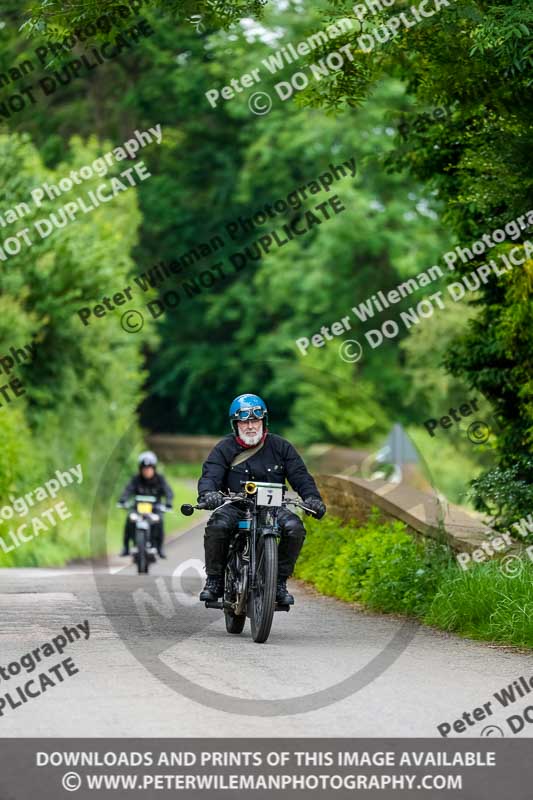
(303, 496, 326, 519)
(199, 491, 226, 510)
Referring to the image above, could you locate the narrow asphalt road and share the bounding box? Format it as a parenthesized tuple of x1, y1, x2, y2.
(1, 516, 531, 738)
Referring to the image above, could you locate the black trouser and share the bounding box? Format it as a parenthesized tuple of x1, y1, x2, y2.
(123, 517, 164, 551)
(204, 504, 306, 578)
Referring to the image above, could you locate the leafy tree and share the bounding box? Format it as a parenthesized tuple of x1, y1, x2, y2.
(2, 0, 456, 440)
(0, 132, 147, 506)
(22, 0, 267, 36)
(0, 0, 502, 513)
(292, 0, 533, 520)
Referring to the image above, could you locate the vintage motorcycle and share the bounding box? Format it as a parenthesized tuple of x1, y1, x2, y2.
(118, 494, 167, 574)
(181, 481, 317, 643)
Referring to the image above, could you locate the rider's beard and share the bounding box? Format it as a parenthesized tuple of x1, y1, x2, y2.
(239, 427, 263, 446)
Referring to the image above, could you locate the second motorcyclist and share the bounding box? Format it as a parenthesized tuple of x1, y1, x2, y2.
(118, 451, 173, 558)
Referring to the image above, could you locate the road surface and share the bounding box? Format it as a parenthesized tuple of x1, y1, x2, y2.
(0, 516, 531, 738)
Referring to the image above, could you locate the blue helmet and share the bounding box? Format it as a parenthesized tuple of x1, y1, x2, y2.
(229, 394, 268, 434)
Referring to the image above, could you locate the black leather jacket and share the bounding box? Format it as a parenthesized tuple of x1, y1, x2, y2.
(119, 472, 174, 505)
(198, 433, 322, 500)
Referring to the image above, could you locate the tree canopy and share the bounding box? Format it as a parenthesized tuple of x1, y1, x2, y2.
(0, 0, 530, 525)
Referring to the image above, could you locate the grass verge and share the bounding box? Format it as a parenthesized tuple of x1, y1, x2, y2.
(294, 511, 533, 648)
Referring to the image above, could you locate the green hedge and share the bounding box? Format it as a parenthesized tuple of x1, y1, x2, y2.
(295, 511, 533, 648)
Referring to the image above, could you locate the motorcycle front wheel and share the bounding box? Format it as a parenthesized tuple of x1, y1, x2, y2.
(249, 535, 277, 643)
(136, 528, 148, 574)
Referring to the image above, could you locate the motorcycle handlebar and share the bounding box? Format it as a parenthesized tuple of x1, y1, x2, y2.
(290, 500, 318, 516)
(180, 495, 318, 516)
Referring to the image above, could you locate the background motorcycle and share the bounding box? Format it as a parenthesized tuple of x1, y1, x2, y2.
(118, 494, 168, 574)
(181, 481, 318, 643)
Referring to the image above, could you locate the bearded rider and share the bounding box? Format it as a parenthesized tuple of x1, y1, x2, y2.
(198, 394, 326, 606)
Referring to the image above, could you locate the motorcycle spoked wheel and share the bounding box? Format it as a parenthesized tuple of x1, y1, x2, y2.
(224, 558, 246, 635)
(249, 535, 277, 644)
(136, 528, 148, 574)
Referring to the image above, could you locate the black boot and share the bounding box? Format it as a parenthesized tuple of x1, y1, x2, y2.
(158, 547, 167, 559)
(120, 526, 131, 557)
(200, 575, 224, 602)
(276, 578, 294, 605)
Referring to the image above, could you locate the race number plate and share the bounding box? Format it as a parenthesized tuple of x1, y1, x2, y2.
(137, 502, 153, 513)
(256, 485, 283, 507)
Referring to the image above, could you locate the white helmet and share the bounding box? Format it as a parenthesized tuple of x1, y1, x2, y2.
(138, 450, 157, 468)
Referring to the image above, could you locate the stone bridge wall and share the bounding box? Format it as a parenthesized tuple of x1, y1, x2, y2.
(316, 474, 492, 553)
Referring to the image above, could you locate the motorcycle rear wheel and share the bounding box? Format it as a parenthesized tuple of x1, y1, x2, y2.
(250, 535, 277, 643)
